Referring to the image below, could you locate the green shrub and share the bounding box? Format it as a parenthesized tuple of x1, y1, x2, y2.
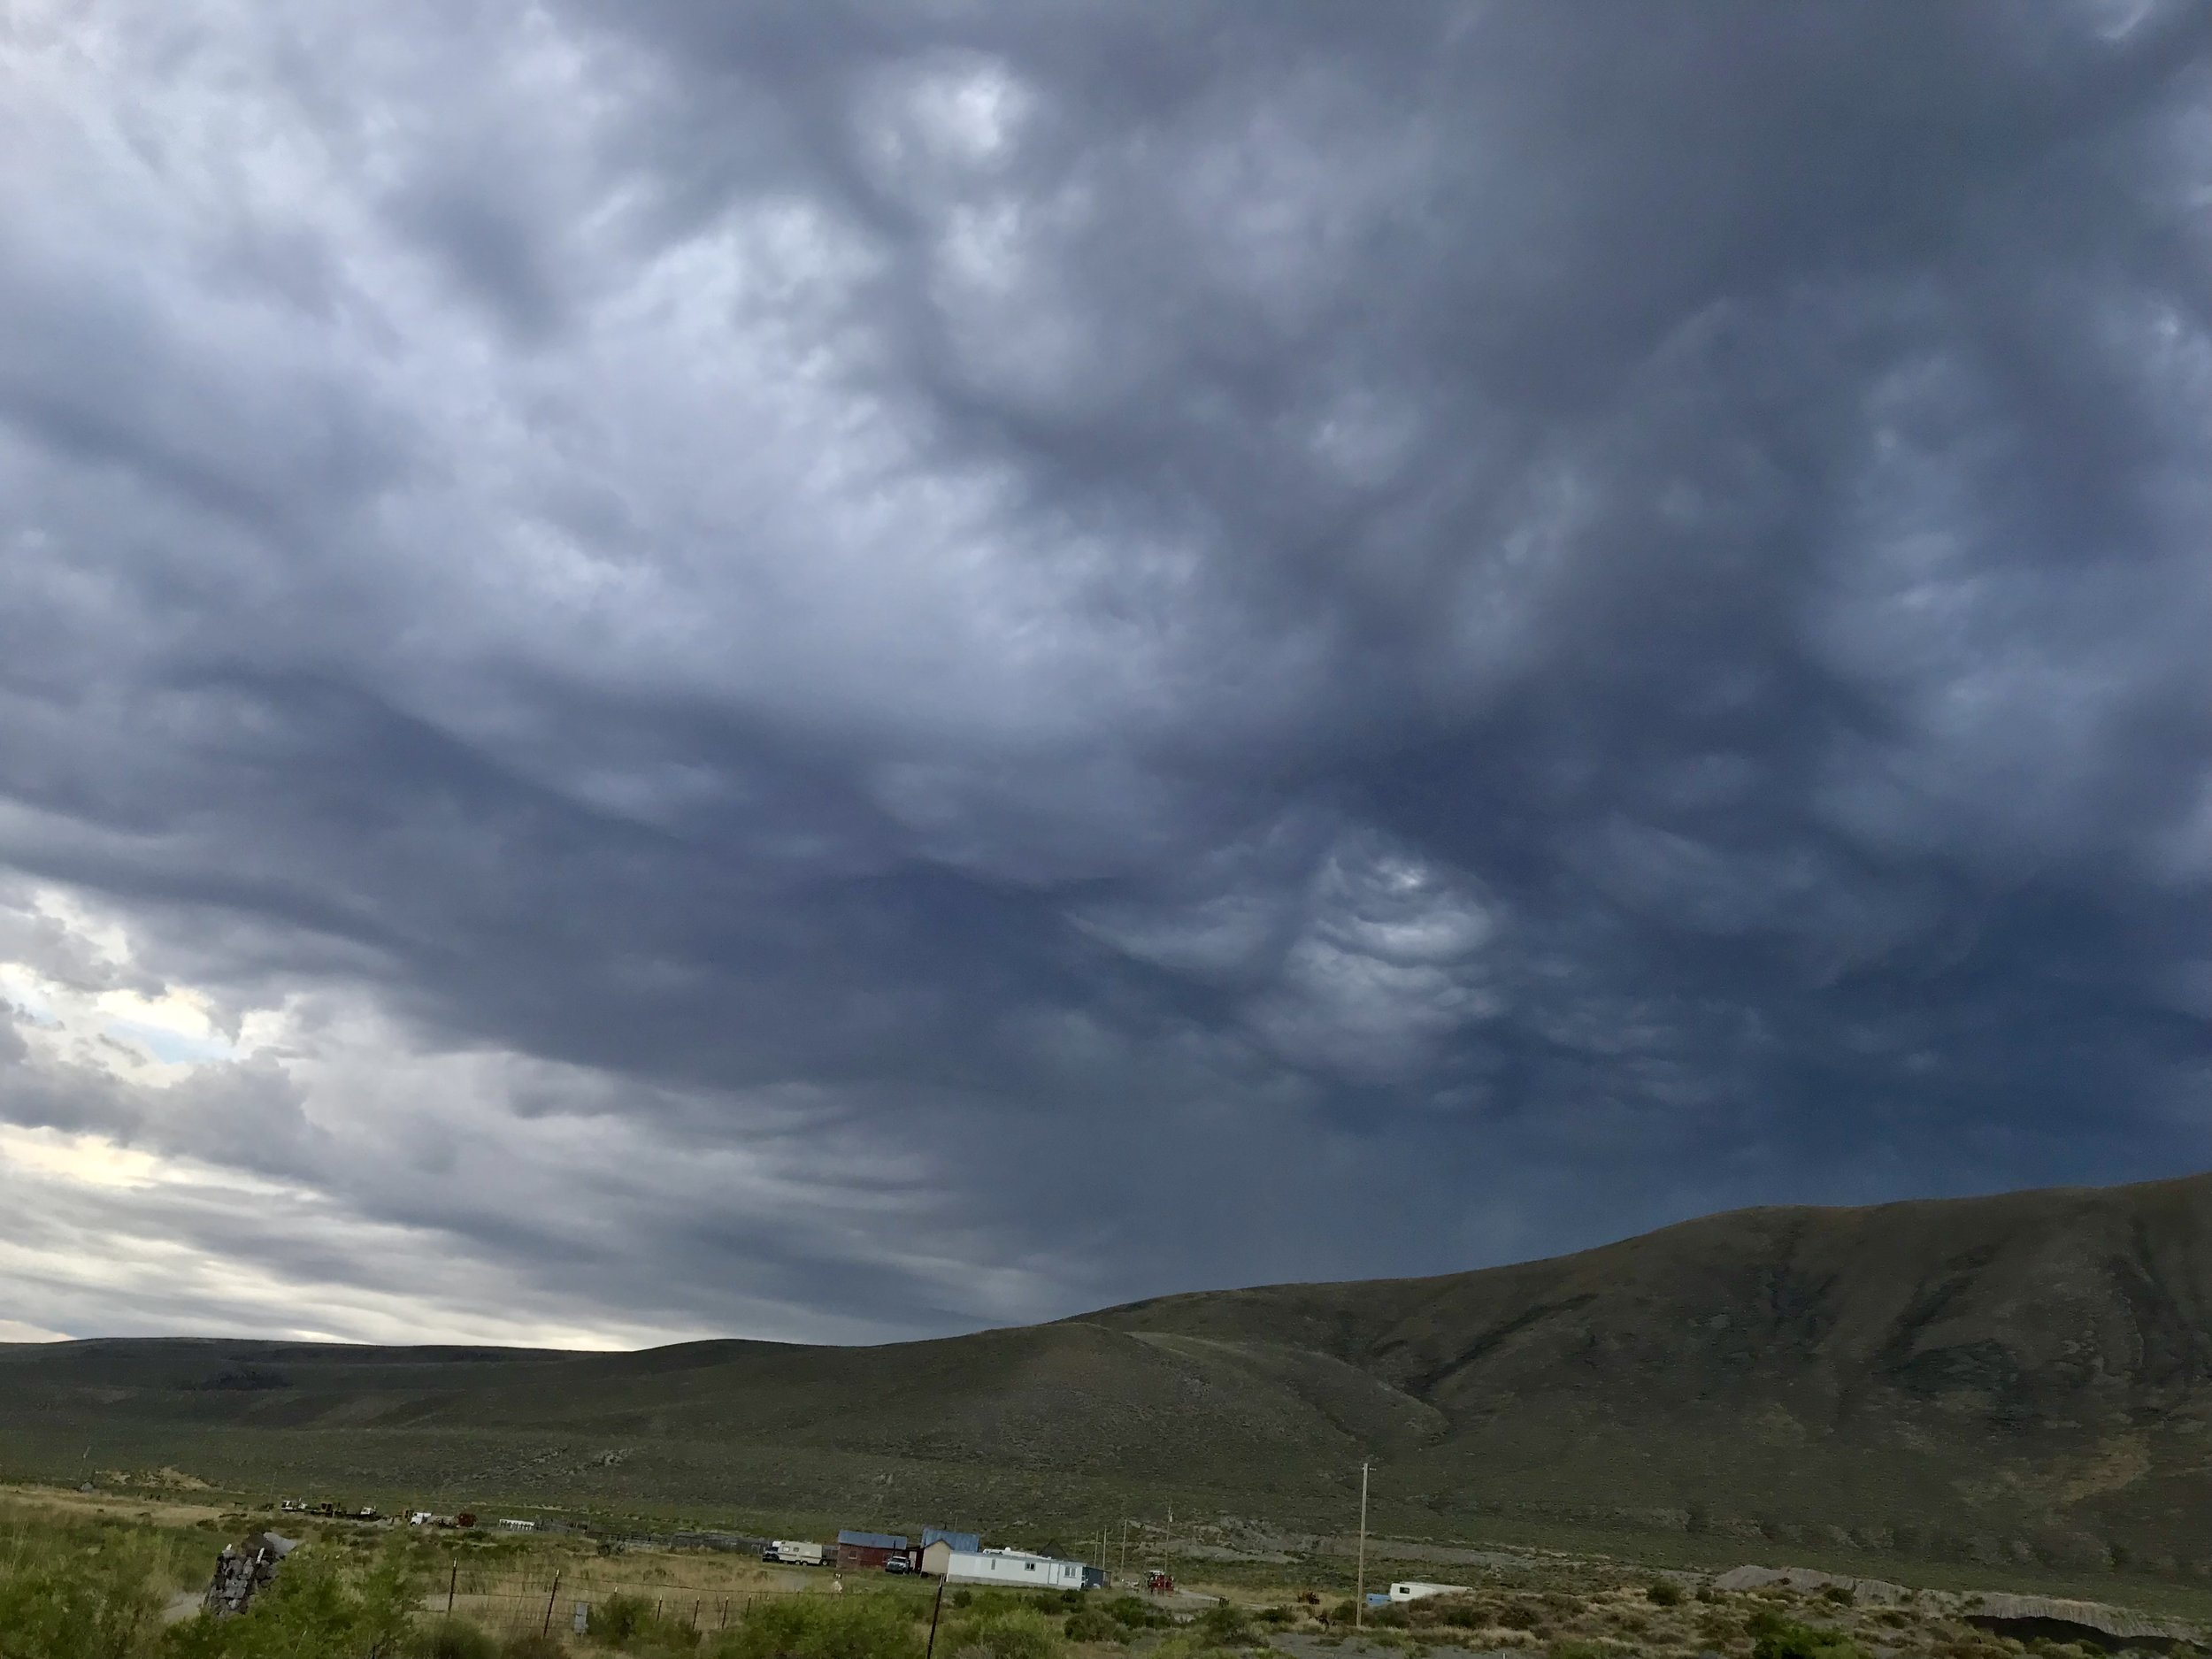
(160, 1538, 423, 1659)
(503, 1638, 568, 1659)
(1100, 1597, 1167, 1631)
(1199, 1604, 1261, 1647)
(593, 1594, 655, 1644)
(1748, 1609, 1866, 1659)
(940, 1605, 1063, 1659)
(0, 1558, 162, 1659)
(1647, 1580, 1685, 1608)
(1062, 1606, 1122, 1643)
(412, 1617, 499, 1659)
(710, 1594, 921, 1659)
(0, 1503, 216, 1659)
(593, 1591, 701, 1653)
(945, 1589, 1064, 1620)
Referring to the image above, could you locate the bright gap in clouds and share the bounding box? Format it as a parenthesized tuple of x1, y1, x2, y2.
(0, 883, 1056, 1348)
(0, 885, 702, 1348)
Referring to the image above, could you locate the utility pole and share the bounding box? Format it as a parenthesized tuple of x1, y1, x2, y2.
(1354, 1461, 1371, 1632)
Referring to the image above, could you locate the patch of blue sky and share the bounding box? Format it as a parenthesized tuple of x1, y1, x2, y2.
(103, 1019, 234, 1065)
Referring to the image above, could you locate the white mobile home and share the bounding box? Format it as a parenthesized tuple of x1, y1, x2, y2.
(1388, 1582, 1467, 1603)
(942, 1548, 1087, 1590)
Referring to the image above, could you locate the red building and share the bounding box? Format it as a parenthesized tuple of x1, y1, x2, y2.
(836, 1530, 911, 1571)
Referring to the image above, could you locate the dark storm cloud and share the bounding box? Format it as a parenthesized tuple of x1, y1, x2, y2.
(0, 0, 2208, 1342)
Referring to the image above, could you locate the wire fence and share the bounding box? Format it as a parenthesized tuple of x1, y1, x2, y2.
(425, 1572, 873, 1640)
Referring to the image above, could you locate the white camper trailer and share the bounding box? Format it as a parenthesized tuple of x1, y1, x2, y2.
(942, 1548, 1088, 1590)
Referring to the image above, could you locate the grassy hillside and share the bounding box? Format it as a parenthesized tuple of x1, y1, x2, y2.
(12, 1172, 2212, 1585)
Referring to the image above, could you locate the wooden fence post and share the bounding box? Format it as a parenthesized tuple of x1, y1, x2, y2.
(542, 1571, 562, 1638)
(447, 1561, 457, 1616)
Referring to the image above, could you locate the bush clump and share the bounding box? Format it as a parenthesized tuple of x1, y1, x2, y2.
(710, 1594, 921, 1659)
(938, 1605, 1063, 1659)
(1748, 1609, 1867, 1659)
(591, 1591, 701, 1653)
(1647, 1579, 1685, 1608)
(410, 1618, 499, 1659)
(1062, 1606, 1123, 1644)
(1198, 1604, 1264, 1648)
(0, 1545, 165, 1659)
(1431, 1597, 1487, 1630)
(1101, 1596, 1169, 1632)
(164, 1537, 422, 1659)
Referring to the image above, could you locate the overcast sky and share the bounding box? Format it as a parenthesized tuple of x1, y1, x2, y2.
(2, 1, 2208, 1348)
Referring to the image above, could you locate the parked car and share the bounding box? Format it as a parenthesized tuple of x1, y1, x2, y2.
(884, 1555, 914, 1574)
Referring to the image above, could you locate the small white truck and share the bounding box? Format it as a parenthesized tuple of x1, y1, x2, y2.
(763, 1540, 827, 1567)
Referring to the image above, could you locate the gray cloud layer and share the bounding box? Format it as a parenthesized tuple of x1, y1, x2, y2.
(1, 0, 2208, 1344)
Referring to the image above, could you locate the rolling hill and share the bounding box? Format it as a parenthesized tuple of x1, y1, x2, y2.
(12, 1171, 2212, 1578)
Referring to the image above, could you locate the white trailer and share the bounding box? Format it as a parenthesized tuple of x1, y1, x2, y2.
(1388, 1581, 1467, 1603)
(764, 1540, 827, 1566)
(943, 1549, 1088, 1590)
